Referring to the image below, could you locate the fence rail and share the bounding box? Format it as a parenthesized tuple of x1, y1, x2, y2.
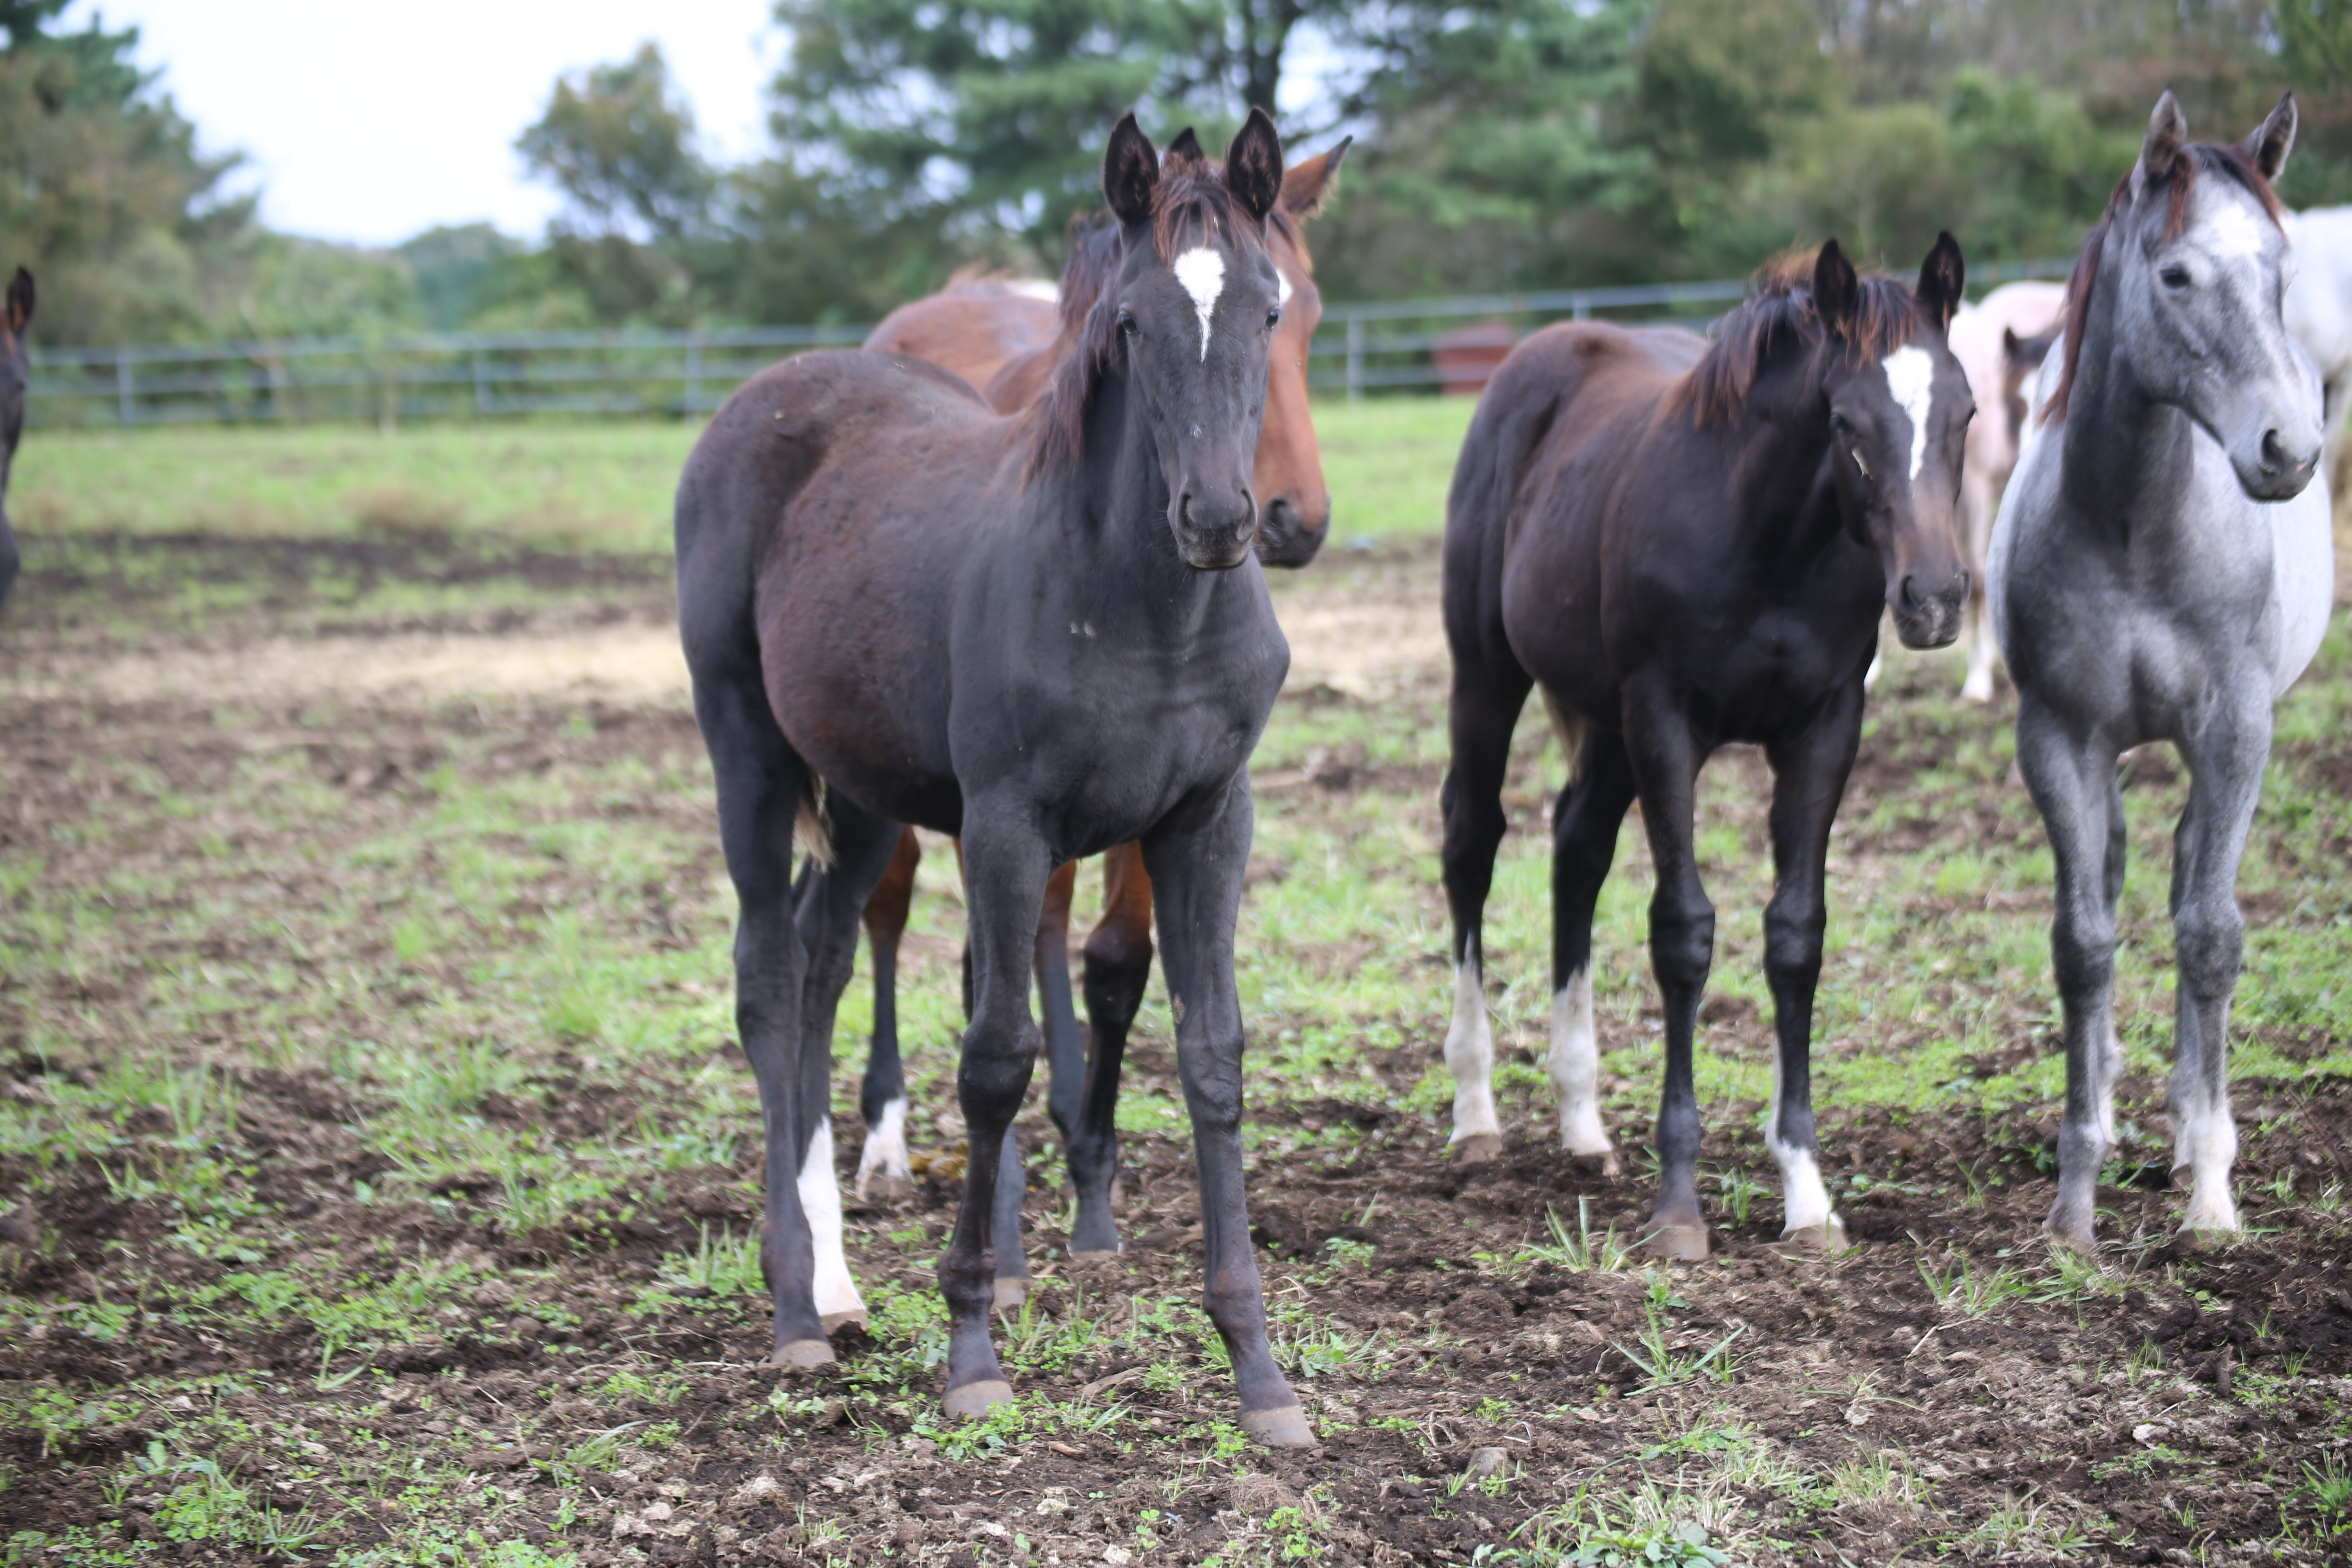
(25, 258, 2074, 428)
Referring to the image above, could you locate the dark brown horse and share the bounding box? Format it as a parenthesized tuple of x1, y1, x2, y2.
(1441, 239, 1971, 1260)
(846, 145, 1348, 1301)
(676, 111, 1313, 1443)
(0, 268, 33, 612)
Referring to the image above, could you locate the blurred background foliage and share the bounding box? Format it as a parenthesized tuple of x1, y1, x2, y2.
(6, 0, 2352, 343)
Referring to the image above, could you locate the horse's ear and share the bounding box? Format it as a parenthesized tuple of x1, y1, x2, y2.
(1915, 231, 1964, 332)
(1224, 107, 1284, 226)
(1165, 127, 1206, 166)
(2002, 326, 2021, 356)
(1813, 239, 1859, 335)
(1104, 113, 1160, 227)
(2244, 92, 2297, 183)
(2132, 89, 2188, 201)
(5, 268, 29, 335)
(1280, 137, 1350, 220)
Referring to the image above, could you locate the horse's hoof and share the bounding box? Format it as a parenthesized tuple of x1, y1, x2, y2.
(1069, 1247, 1121, 1262)
(1643, 1223, 1709, 1262)
(2176, 1223, 2239, 1251)
(2042, 1220, 2098, 1256)
(819, 1309, 869, 1332)
(857, 1174, 913, 1203)
(1239, 1403, 1317, 1448)
(767, 1339, 836, 1370)
(1779, 1216, 1849, 1252)
(943, 1379, 1016, 1419)
(992, 1276, 1030, 1312)
(1454, 1134, 1503, 1165)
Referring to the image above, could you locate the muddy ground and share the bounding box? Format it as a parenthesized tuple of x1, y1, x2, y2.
(4, 534, 2352, 1566)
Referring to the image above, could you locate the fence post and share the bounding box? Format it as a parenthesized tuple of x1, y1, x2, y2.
(116, 356, 134, 426)
(1345, 313, 1363, 403)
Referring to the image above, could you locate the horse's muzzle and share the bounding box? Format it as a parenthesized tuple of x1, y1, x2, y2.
(1175, 488, 1257, 571)
(1254, 495, 1329, 569)
(1892, 568, 1967, 650)
(2239, 424, 2323, 502)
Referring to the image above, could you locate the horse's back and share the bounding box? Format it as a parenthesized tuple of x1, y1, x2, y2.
(863, 285, 1060, 396)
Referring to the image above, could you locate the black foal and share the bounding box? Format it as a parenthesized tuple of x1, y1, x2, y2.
(674, 112, 1311, 1443)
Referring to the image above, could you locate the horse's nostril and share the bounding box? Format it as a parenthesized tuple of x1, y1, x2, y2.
(1900, 574, 1921, 610)
(2262, 430, 2288, 474)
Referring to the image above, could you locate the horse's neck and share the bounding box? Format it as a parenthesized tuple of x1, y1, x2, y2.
(2056, 299, 2199, 544)
(1727, 394, 1846, 566)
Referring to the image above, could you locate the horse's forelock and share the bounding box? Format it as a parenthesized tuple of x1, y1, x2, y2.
(2042, 144, 2285, 426)
(1677, 252, 1922, 428)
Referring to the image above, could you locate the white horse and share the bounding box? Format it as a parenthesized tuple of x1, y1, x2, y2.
(2283, 203, 2352, 486)
(1991, 92, 2330, 1251)
(1945, 282, 2066, 700)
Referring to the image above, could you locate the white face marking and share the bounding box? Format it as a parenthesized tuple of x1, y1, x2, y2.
(1880, 345, 1936, 481)
(1173, 246, 1226, 361)
(1276, 269, 1294, 309)
(2203, 199, 2269, 263)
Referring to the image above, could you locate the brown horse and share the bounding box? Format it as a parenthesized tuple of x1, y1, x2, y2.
(0, 268, 32, 612)
(849, 144, 1348, 1302)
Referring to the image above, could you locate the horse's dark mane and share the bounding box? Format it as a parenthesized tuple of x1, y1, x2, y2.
(1024, 149, 1295, 480)
(2043, 142, 2283, 425)
(1675, 249, 1922, 428)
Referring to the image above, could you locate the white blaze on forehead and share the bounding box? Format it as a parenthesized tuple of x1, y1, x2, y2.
(2203, 199, 2271, 262)
(1173, 246, 1225, 361)
(1276, 269, 1294, 308)
(1880, 345, 1936, 481)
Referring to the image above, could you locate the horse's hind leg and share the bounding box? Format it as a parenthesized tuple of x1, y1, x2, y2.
(938, 810, 1053, 1418)
(2169, 696, 2271, 1238)
(1440, 661, 1534, 1162)
(688, 661, 833, 1364)
(856, 828, 922, 1200)
(1760, 685, 1865, 1250)
(1145, 782, 1310, 1446)
(1548, 723, 1635, 1172)
(990, 859, 1082, 1307)
(1621, 678, 1713, 1261)
(1069, 841, 1154, 1256)
(2016, 696, 2124, 1251)
(792, 799, 907, 1330)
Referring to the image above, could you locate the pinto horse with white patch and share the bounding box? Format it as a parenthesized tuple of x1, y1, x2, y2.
(1440, 238, 1973, 1260)
(1991, 92, 2329, 1252)
(676, 111, 1313, 1441)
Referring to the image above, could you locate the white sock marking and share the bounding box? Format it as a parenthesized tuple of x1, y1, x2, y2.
(1767, 1049, 1839, 1236)
(1174, 246, 1225, 361)
(855, 1096, 910, 1191)
(1881, 345, 1936, 481)
(2177, 1101, 2240, 1234)
(1548, 971, 1612, 1157)
(798, 1118, 868, 1323)
(1444, 959, 1501, 1142)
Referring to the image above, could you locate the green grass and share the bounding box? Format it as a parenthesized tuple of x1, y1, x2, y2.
(10, 396, 1476, 553)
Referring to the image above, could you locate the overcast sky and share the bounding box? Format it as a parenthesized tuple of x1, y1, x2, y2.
(64, 0, 780, 248)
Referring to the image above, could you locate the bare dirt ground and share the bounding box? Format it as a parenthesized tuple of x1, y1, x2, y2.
(4, 534, 2352, 1567)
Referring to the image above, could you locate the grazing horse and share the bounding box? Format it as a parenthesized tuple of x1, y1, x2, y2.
(1441, 238, 1972, 1261)
(0, 268, 32, 612)
(842, 144, 1348, 1302)
(1991, 93, 2328, 1252)
(1946, 282, 2065, 702)
(675, 110, 1313, 1443)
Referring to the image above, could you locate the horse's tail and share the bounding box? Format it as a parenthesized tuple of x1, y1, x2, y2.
(795, 775, 834, 869)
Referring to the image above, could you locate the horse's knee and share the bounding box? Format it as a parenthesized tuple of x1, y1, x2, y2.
(1649, 894, 1714, 991)
(2174, 900, 2243, 1003)
(2049, 905, 2116, 994)
(1762, 901, 1825, 992)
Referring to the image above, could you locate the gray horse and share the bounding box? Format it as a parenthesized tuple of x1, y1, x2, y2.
(1990, 90, 2332, 1252)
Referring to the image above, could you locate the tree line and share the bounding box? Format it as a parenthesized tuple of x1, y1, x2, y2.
(7, 0, 2352, 345)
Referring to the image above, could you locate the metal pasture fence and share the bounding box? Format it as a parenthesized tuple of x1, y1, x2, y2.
(24, 258, 2073, 428)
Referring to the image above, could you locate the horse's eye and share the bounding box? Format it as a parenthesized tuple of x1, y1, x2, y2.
(2160, 264, 2191, 290)
(1829, 413, 1852, 436)
(1116, 309, 1137, 336)
(1266, 308, 1282, 329)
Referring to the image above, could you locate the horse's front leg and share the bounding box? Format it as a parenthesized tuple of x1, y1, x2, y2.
(1145, 781, 1310, 1446)
(1760, 683, 1865, 1250)
(2015, 695, 2124, 1251)
(991, 858, 1083, 1309)
(1620, 679, 1713, 1261)
(938, 812, 1052, 1417)
(2169, 690, 2272, 1238)
(1067, 841, 1154, 1256)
